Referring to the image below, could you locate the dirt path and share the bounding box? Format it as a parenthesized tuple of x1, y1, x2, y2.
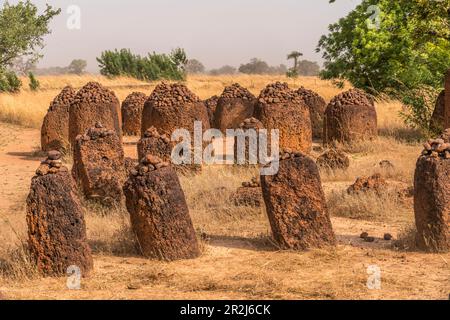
(0, 124, 43, 216)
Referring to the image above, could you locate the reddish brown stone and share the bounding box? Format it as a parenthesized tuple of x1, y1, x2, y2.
(41, 86, 76, 152)
(234, 117, 265, 165)
(69, 82, 122, 147)
(123, 157, 200, 261)
(347, 173, 387, 195)
(72, 123, 126, 206)
(26, 158, 93, 276)
(141, 82, 210, 138)
(230, 177, 262, 207)
(316, 149, 350, 171)
(296, 87, 327, 139)
(430, 90, 445, 134)
(204, 95, 219, 128)
(254, 82, 312, 153)
(323, 89, 377, 144)
(214, 83, 256, 132)
(121, 92, 147, 136)
(137, 127, 172, 161)
(414, 132, 450, 252)
(260, 152, 336, 250)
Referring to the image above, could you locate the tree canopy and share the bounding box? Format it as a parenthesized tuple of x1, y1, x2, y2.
(317, 0, 450, 95)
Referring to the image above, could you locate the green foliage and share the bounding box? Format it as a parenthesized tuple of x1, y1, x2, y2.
(0, 1, 60, 69)
(318, 0, 450, 94)
(0, 69, 22, 93)
(68, 59, 87, 75)
(28, 72, 39, 91)
(97, 48, 187, 81)
(318, 0, 450, 132)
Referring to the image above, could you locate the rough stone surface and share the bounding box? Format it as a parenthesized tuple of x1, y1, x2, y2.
(323, 89, 377, 144)
(69, 82, 122, 147)
(260, 151, 336, 250)
(414, 131, 450, 252)
(141, 82, 210, 138)
(234, 117, 265, 165)
(41, 86, 76, 152)
(72, 122, 126, 206)
(137, 126, 173, 161)
(204, 95, 219, 128)
(121, 92, 147, 136)
(254, 82, 312, 153)
(123, 156, 200, 261)
(214, 83, 256, 132)
(296, 87, 327, 139)
(347, 173, 387, 195)
(316, 149, 350, 170)
(230, 177, 263, 207)
(26, 154, 93, 276)
(430, 90, 445, 134)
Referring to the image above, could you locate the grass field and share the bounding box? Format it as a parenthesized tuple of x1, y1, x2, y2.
(0, 75, 448, 300)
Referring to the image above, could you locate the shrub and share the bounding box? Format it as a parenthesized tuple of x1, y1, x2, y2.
(28, 72, 40, 91)
(0, 70, 22, 93)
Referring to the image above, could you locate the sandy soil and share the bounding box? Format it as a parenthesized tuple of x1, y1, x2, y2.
(0, 123, 448, 300)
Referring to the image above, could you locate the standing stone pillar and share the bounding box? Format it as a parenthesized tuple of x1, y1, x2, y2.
(444, 69, 450, 129)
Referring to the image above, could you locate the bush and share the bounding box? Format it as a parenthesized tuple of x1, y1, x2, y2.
(28, 72, 40, 91)
(0, 70, 22, 93)
(97, 48, 187, 81)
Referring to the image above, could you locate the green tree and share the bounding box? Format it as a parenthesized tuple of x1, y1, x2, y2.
(0, 1, 60, 92)
(317, 0, 450, 94)
(68, 59, 87, 75)
(239, 58, 270, 74)
(287, 51, 303, 70)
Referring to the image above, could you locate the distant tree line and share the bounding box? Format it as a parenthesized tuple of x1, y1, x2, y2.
(185, 57, 320, 76)
(97, 48, 187, 81)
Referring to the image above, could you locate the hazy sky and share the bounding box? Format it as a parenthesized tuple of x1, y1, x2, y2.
(20, 0, 362, 72)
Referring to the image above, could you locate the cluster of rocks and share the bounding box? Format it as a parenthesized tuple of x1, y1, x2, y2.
(41, 86, 76, 152)
(323, 89, 378, 144)
(72, 122, 125, 206)
(238, 117, 264, 130)
(279, 148, 304, 161)
(123, 155, 200, 261)
(69, 81, 122, 147)
(121, 92, 147, 136)
(421, 133, 450, 159)
(257, 82, 303, 105)
(36, 151, 66, 176)
(214, 83, 256, 132)
(27, 151, 93, 276)
(414, 129, 449, 252)
(129, 154, 170, 176)
(230, 177, 263, 208)
(347, 173, 387, 195)
(254, 83, 312, 154)
(261, 152, 336, 250)
(141, 82, 209, 138)
(316, 149, 350, 171)
(296, 87, 327, 139)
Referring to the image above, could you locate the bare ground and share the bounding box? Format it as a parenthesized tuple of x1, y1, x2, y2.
(0, 123, 448, 300)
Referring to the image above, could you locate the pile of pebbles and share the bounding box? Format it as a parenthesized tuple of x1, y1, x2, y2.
(36, 151, 66, 176)
(421, 131, 450, 159)
(77, 122, 115, 141)
(221, 83, 255, 100)
(279, 148, 303, 161)
(143, 126, 171, 144)
(72, 82, 118, 105)
(328, 88, 374, 108)
(148, 82, 200, 108)
(130, 155, 170, 177)
(258, 82, 302, 105)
